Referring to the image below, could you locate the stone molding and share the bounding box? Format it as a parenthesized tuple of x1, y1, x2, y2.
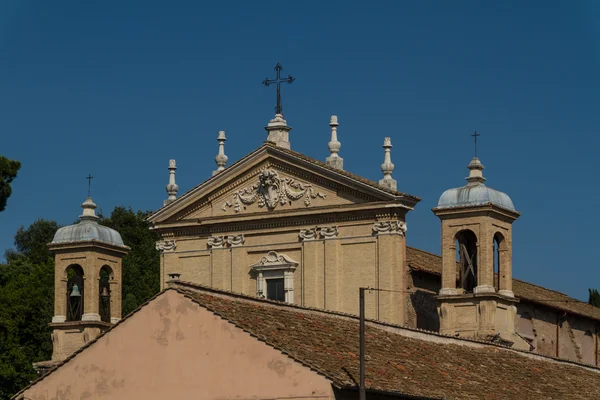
(155, 239, 177, 252)
(250, 251, 299, 270)
(208, 234, 245, 248)
(221, 168, 327, 213)
(299, 227, 318, 241)
(161, 208, 407, 238)
(320, 226, 339, 239)
(250, 251, 298, 303)
(298, 225, 339, 241)
(226, 234, 245, 247)
(207, 236, 225, 249)
(372, 221, 407, 236)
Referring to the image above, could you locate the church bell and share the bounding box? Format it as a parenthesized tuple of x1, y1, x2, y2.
(70, 283, 81, 297)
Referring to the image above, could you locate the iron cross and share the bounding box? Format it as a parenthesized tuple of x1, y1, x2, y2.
(471, 131, 480, 157)
(262, 63, 295, 115)
(86, 174, 93, 197)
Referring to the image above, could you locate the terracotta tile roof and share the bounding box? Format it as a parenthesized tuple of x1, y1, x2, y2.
(177, 283, 600, 400)
(406, 246, 600, 322)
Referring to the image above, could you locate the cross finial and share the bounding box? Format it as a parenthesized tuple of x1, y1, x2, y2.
(471, 131, 480, 157)
(262, 62, 295, 115)
(86, 174, 93, 197)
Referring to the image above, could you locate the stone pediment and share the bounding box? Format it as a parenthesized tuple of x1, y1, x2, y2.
(148, 144, 418, 224)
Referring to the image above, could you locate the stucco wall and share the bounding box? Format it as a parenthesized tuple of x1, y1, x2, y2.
(516, 302, 598, 365)
(21, 290, 335, 400)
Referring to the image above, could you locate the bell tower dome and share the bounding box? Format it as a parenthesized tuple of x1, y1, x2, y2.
(432, 157, 528, 349)
(45, 197, 130, 364)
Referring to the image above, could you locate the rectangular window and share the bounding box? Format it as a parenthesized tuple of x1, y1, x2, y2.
(266, 278, 285, 302)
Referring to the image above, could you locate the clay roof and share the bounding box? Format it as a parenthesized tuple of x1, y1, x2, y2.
(14, 283, 600, 400)
(406, 246, 600, 322)
(175, 283, 599, 400)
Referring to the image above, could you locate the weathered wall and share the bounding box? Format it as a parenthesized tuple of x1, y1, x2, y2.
(407, 270, 600, 366)
(160, 219, 407, 324)
(21, 290, 335, 400)
(516, 302, 598, 365)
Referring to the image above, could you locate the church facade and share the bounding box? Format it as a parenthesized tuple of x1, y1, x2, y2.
(147, 112, 599, 366)
(17, 109, 600, 399)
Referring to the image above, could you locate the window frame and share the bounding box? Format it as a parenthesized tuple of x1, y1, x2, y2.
(250, 251, 298, 304)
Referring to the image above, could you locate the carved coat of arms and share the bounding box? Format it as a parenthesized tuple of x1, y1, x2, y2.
(222, 168, 326, 213)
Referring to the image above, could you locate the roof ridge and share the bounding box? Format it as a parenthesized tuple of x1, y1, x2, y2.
(406, 245, 442, 259)
(169, 280, 600, 371)
(265, 142, 421, 201)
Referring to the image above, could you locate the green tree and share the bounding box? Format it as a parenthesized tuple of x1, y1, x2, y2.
(0, 208, 159, 398)
(99, 207, 160, 315)
(4, 219, 59, 267)
(0, 221, 56, 399)
(0, 156, 21, 212)
(589, 289, 600, 308)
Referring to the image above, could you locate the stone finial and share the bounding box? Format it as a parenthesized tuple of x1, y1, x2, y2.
(378, 137, 397, 191)
(213, 131, 228, 176)
(164, 159, 179, 206)
(466, 157, 486, 186)
(79, 197, 99, 221)
(325, 115, 343, 170)
(265, 114, 292, 149)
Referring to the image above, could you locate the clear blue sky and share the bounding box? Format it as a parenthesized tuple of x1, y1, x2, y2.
(1, 1, 598, 301)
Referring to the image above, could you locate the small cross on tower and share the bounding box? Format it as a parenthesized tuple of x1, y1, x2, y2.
(471, 131, 480, 157)
(262, 63, 295, 115)
(86, 174, 93, 197)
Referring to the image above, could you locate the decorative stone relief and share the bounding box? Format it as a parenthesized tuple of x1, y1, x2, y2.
(250, 251, 298, 303)
(250, 251, 299, 269)
(299, 227, 318, 241)
(221, 168, 326, 213)
(226, 234, 245, 247)
(372, 221, 407, 236)
(320, 226, 339, 239)
(207, 236, 225, 249)
(156, 239, 177, 252)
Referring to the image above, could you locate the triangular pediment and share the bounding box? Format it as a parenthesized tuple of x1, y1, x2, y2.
(148, 144, 418, 224)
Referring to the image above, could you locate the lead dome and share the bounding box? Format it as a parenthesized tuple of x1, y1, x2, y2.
(51, 197, 125, 247)
(436, 157, 516, 212)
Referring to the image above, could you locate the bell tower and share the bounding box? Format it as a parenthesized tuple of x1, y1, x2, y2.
(432, 157, 529, 349)
(42, 197, 129, 368)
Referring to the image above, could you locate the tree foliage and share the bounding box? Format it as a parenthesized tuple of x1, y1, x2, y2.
(589, 289, 600, 308)
(0, 220, 56, 399)
(0, 156, 21, 212)
(98, 207, 160, 315)
(0, 207, 159, 398)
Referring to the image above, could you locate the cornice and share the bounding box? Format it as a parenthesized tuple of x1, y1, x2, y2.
(153, 205, 406, 239)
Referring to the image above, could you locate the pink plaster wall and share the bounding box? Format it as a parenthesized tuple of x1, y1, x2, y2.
(22, 290, 334, 400)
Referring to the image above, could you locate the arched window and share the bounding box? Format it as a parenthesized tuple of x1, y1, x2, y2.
(582, 330, 595, 365)
(66, 265, 84, 321)
(456, 230, 478, 292)
(99, 266, 113, 323)
(493, 233, 503, 291)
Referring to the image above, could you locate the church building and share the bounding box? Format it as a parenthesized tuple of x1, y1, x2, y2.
(14, 73, 600, 398)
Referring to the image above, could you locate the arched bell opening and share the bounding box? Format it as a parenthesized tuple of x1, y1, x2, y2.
(494, 232, 508, 292)
(66, 264, 84, 321)
(99, 266, 113, 323)
(455, 230, 478, 292)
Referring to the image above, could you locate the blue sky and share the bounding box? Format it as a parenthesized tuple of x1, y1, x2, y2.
(1, 1, 598, 301)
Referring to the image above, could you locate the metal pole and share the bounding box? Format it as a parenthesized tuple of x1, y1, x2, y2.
(359, 287, 366, 400)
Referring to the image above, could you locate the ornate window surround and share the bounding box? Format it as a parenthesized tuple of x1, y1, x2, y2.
(249, 251, 298, 303)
